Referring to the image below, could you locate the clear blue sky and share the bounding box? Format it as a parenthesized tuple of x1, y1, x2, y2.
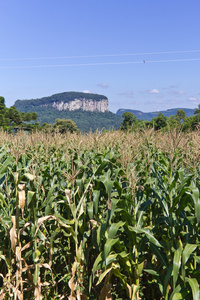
(0, 0, 200, 113)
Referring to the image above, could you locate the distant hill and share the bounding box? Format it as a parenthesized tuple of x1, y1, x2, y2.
(116, 108, 195, 121)
(14, 92, 122, 132)
(14, 91, 109, 113)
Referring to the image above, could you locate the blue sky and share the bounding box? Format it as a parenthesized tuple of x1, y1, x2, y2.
(0, 0, 200, 113)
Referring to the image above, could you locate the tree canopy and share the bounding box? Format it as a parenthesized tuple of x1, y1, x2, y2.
(120, 112, 138, 130)
(53, 119, 79, 133)
(0, 96, 38, 129)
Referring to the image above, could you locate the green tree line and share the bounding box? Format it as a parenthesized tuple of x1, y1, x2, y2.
(120, 106, 200, 132)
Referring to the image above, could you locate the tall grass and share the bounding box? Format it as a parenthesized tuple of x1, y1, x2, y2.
(0, 129, 200, 299)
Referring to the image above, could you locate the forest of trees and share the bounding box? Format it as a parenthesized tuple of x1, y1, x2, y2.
(120, 107, 200, 131)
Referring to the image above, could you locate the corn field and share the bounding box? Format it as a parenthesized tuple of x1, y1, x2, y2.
(0, 129, 200, 299)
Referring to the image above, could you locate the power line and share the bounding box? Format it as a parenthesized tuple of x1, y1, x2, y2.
(0, 50, 200, 61)
(0, 57, 200, 69)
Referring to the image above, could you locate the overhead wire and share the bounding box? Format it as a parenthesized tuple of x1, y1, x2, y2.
(0, 49, 200, 61)
(0, 57, 200, 69)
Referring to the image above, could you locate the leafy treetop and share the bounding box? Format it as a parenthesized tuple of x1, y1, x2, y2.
(0, 96, 38, 127)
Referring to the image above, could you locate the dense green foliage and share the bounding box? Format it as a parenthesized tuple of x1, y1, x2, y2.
(0, 96, 38, 130)
(15, 104, 123, 132)
(119, 112, 138, 130)
(52, 118, 79, 133)
(0, 130, 200, 299)
(120, 109, 200, 132)
(116, 107, 195, 121)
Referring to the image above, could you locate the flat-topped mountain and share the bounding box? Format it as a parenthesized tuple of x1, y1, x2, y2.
(14, 92, 122, 132)
(14, 91, 109, 113)
(116, 108, 195, 121)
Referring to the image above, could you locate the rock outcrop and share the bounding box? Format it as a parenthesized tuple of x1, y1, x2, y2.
(51, 98, 108, 112)
(14, 92, 109, 113)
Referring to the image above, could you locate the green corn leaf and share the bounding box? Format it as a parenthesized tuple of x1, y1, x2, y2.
(171, 293, 183, 300)
(108, 221, 125, 239)
(110, 198, 119, 221)
(93, 190, 100, 215)
(182, 244, 197, 265)
(76, 178, 93, 218)
(144, 269, 159, 276)
(95, 159, 108, 175)
(173, 247, 182, 289)
(112, 268, 127, 286)
(92, 252, 104, 275)
(33, 264, 39, 285)
(150, 243, 168, 268)
(129, 226, 163, 248)
(102, 170, 113, 200)
(0, 155, 13, 176)
(191, 187, 200, 225)
(194, 256, 200, 264)
(96, 266, 113, 285)
(137, 261, 145, 276)
(104, 238, 119, 258)
(87, 201, 93, 219)
(137, 199, 153, 228)
(185, 277, 199, 300)
(164, 264, 173, 298)
(27, 191, 35, 206)
(169, 284, 182, 300)
(105, 253, 118, 266)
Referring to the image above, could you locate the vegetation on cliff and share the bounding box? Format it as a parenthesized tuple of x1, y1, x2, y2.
(14, 91, 108, 110)
(15, 102, 122, 133)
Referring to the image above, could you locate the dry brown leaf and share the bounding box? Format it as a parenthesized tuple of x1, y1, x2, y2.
(127, 283, 132, 299)
(34, 277, 42, 300)
(35, 215, 57, 235)
(10, 216, 17, 253)
(0, 292, 5, 300)
(68, 296, 76, 300)
(106, 199, 111, 210)
(18, 183, 25, 191)
(19, 221, 32, 236)
(21, 241, 32, 252)
(65, 189, 71, 206)
(99, 273, 112, 300)
(80, 294, 88, 300)
(18, 190, 26, 219)
(99, 283, 112, 300)
(15, 246, 21, 262)
(49, 242, 53, 268)
(68, 277, 76, 296)
(68, 262, 77, 298)
(76, 290, 88, 300)
(39, 263, 52, 271)
(37, 215, 57, 227)
(22, 260, 34, 283)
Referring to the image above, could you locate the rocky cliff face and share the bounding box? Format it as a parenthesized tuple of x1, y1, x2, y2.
(14, 92, 109, 114)
(51, 98, 109, 112)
